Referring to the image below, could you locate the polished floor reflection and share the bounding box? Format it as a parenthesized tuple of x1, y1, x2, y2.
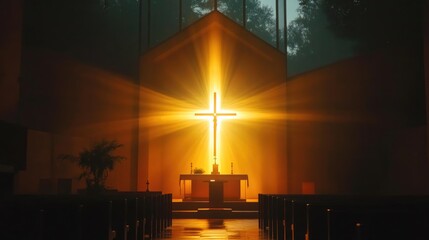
(160, 219, 267, 239)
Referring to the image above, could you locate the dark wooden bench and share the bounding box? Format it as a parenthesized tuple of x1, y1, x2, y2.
(0, 192, 172, 240)
(259, 194, 429, 240)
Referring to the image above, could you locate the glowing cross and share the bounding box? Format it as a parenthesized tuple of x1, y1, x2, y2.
(195, 92, 236, 168)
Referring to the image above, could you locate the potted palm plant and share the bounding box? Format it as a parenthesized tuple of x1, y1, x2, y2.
(60, 139, 125, 194)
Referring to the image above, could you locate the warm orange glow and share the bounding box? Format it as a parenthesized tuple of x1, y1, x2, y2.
(140, 24, 288, 197)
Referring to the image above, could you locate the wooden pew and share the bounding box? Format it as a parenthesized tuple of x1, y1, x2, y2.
(259, 194, 429, 240)
(0, 192, 172, 240)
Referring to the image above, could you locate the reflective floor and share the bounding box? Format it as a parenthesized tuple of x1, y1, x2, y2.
(159, 219, 268, 239)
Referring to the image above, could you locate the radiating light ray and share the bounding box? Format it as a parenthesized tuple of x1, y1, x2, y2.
(140, 27, 287, 175)
(208, 29, 222, 92)
(140, 87, 209, 143)
(140, 84, 217, 171)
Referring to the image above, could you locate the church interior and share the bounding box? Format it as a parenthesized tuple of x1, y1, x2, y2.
(1, 0, 429, 239)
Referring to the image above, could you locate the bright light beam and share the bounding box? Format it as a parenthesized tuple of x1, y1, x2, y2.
(195, 92, 236, 171)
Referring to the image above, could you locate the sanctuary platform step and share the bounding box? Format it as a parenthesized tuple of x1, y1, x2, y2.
(172, 200, 258, 219)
